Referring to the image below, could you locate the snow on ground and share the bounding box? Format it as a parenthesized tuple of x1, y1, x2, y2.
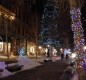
(0, 61, 13, 78)
(0, 56, 78, 80)
(71, 71, 78, 80)
(17, 56, 42, 70)
(0, 56, 42, 78)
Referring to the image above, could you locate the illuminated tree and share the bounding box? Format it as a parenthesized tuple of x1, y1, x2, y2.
(58, 0, 85, 67)
(40, 0, 61, 47)
(69, 0, 85, 67)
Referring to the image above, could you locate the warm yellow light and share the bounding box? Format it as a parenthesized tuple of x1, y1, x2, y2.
(4, 14, 8, 18)
(38, 46, 42, 49)
(0, 12, 1, 15)
(45, 48, 48, 53)
(78, 65, 82, 68)
(84, 46, 86, 51)
(0, 42, 3, 51)
(84, 46, 86, 50)
(47, 45, 50, 47)
(60, 48, 63, 52)
(10, 16, 15, 20)
(71, 53, 77, 59)
(30, 46, 35, 54)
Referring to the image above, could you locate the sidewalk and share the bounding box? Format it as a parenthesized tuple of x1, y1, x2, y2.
(0, 56, 78, 80)
(72, 72, 78, 80)
(0, 56, 43, 78)
(0, 56, 61, 78)
(0, 58, 68, 80)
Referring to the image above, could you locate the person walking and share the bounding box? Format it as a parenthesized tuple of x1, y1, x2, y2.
(47, 49, 50, 57)
(61, 53, 64, 60)
(66, 54, 69, 61)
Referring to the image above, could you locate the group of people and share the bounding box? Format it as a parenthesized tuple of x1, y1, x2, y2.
(61, 53, 69, 61)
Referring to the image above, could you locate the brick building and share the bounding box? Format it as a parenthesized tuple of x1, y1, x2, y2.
(0, 4, 39, 58)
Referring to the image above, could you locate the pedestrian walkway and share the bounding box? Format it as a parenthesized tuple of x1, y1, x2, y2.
(0, 59, 68, 80)
(71, 72, 78, 80)
(0, 56, 78, 80)
(0, 56, 42, 78)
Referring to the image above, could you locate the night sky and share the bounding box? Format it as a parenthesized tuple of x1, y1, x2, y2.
(81, 1, 86, 44)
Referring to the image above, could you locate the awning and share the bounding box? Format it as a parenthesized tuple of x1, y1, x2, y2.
(0, 35, 11, 42)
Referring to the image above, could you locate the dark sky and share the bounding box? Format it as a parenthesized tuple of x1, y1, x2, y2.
(81, 1, 86, 43)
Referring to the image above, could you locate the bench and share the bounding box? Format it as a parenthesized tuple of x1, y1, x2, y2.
(44, 58, 52, 62)
(5, 60, 23, 72)
(0, 69, 3, 72)
(0, 69, 3, 76)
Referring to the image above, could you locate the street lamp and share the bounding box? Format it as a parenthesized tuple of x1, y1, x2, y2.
(47, 45, 50, 47)
(38, 46, 42, 49)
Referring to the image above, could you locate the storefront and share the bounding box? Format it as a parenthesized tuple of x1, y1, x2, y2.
(0, 36, 11, 57)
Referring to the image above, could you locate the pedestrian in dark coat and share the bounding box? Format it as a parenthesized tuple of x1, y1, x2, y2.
(61, 53, 64, 60)
(66, 54, 69, 61)
(47, 49, 50, 57)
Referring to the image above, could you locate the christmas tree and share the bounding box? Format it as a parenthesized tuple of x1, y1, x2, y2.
(40, 0, 61, 48)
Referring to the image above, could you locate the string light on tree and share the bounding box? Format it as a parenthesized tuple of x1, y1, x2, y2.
(40, 0, 61, 47)
(70, 7, 85, 67)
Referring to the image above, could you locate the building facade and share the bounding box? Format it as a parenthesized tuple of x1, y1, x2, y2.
(0, 5, 39, 58)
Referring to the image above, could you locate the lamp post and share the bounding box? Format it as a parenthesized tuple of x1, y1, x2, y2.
(5, 20, 9, 59)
